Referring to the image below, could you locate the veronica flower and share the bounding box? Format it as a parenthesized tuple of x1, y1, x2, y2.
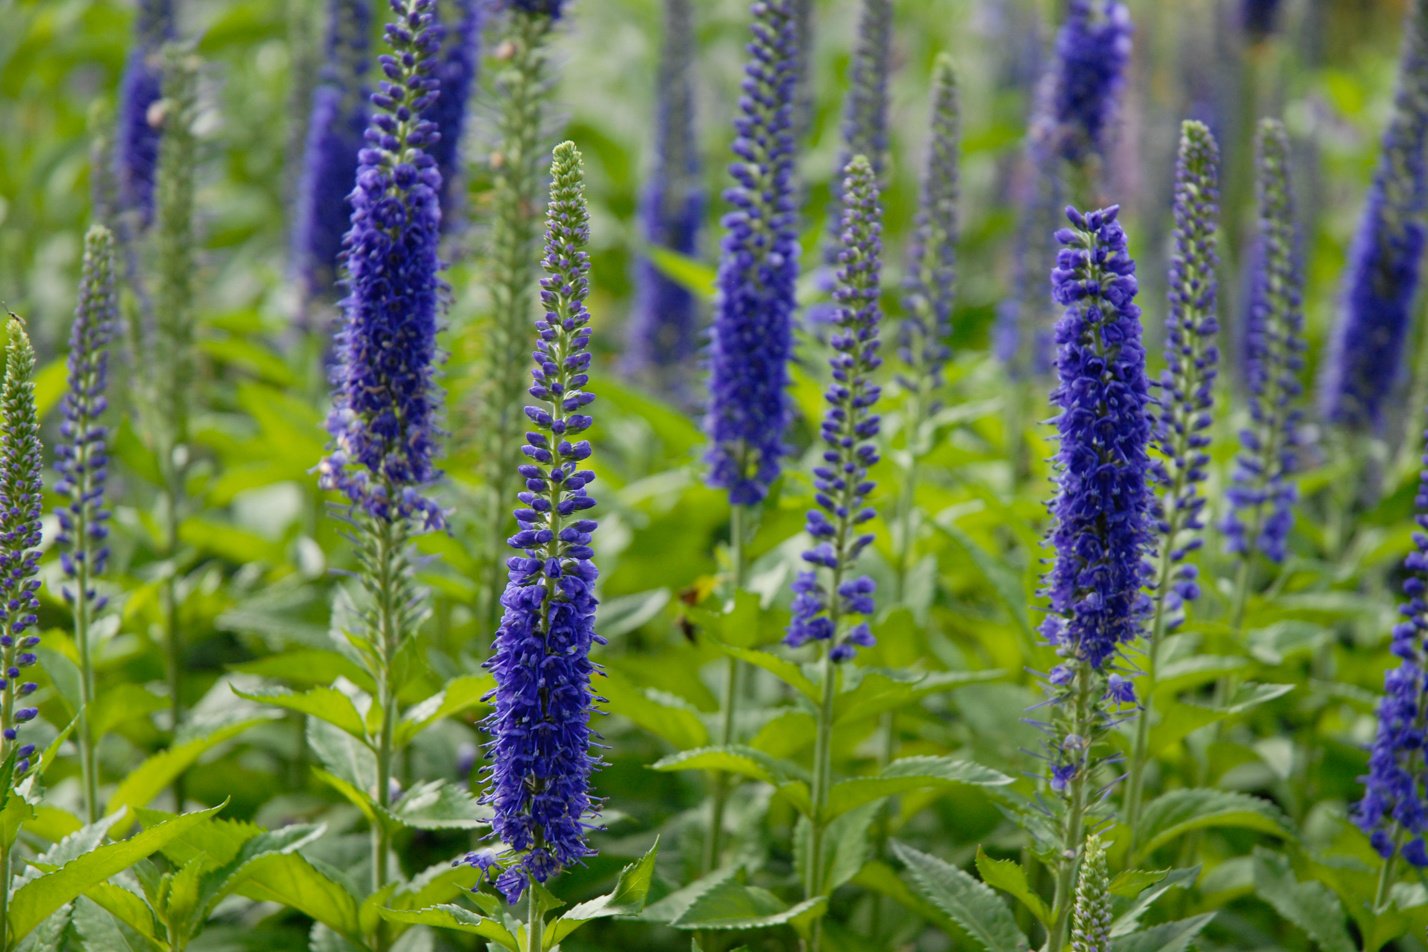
(1320, 0, 1428, 432)
(0, 327, 43, 778)
(785, 156, 883, 664)
(705, 0, 801, 506)
(1072, 834, 1112, 952)
(899, 54, 959, 398)
(1152, 121, 1221, 622)
(995, 139, 1060, 379)
(1047, 0, 1132, 168)
(115, 0, 176, 226)
(1037, 205, 1152, 952)
(292, 0, 373, 309)
(1241, 0, 1285, 42)
(1354, 411, 1428, 870)
(482, 141, 602, 906)
(426, 0, 483, 223)
(624, 0, 704, 397)
(320, 0, 446, 530)
(1224, 120, 1303, 565)
(55, 227, 119, 820)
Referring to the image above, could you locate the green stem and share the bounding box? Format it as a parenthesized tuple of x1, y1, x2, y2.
(704, 504, 748, 873)
(527, 883, 543, 952)
(1123, 543, 1175, 852)
(1046, 668, 1095, 952)
(75, 561, 99, 825)
(805, 646, 837, 952)
(369, 511, 404, 952)
(1374, 835, 1402, 916)
(161, 451, 185, 809)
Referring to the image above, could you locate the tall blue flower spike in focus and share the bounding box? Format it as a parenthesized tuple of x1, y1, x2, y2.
(1047, 0, 1132, 169)
(1124, 120, 1221, 842)
(1037, 205, 1153, 952)
(705, 0, 801, 507)
(624, 0, 704, 399)
(480, 141, 601, 918)
(56, 227, 119, 825)
(292, 0, 373, 311)
(701, 0, 802, 877)
(785, 154, 883, 952)
(1224, 120, 1303, 575)
(425, 0, 483, 224)
(320, 0, 446, 531)
(115, 0, 176, 226)
(1321, 0, 1428, 433)
(1355, 410, 1428, 898)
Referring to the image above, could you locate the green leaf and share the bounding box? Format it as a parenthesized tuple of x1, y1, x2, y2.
(601, 674, 708, 751)
(1110, 866, 1199, 937)
(826, 757, 1012, 820)
(1110, 914, 1215, 952)
(1251, 849, 1355, 952)
(306, 718, 377, 792)
(9, 803, 225, 942)
(646, 246, 716, 300)
(974, 848, 1050, 926)
(106, 720, 264, 830)
(668, 879, 826, 932)
(892, 842, 1030, 952)
(90, 684, 170, 738)
(1133, 789, 1291, 861)
(233, 686, 368, 740)
(83, 882, 163, 946)
(797, 802, 880, 895)
(548, 839, 659, 942)
(715, 643, 818, 701)
(378, 905, 518, 949)
(394, 675, 492, 747)
(236, 852, 363, 939)
(1108, 868, 1170, 899)
(932, 521, 1035, 642)
(381, 781, 490, 831)
(651, 746, 812, 815)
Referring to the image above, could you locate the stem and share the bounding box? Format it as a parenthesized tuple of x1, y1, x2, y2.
(805, 646, 837, 952)
(1046, 667, 1095, 952)
(703, 504, 748, 873)
(369, 511, 404, 952)
(161, 450, 185, 809)
(75, 563, 98, 825)
(1374, 836, 1402, 915)
(0, 842, 10, 952)
(1122, 544, 1174, 851)
(527, 883, 543, 952)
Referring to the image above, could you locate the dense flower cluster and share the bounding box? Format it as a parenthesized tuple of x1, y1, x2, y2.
(426, 0, 483, 221)
(1043, 206, 1154, 673)
(1152, 121, 1221, 621)
(1320, 0, 1428, 431)
(1047, 0, 1132, 166)
(1241, 0, 1285, 41)
(55, 227, 118, 608)
(481, 142, 602, 905)
(1225, 121, 1303, 564)
(624, 0, 704, 395)
(115, 0, 175, 226)
(1354, 415, 1428, 866)
(1072, 834, 1112, 952)
(292, 0, 373, 307)
(704, 0, 801, 506)
(320, 0, 446, 528)
(0, 329, 43, 776)
(899, 54, 959, 395)
(786, 157, 883, 662)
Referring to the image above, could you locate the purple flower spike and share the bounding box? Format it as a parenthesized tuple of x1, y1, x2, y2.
(482, 142, 603, 905)
(1354, 409, 1428, 867)
(1048, 0, 1132, 167)
(1320, 0, 1428, 432)
(1224, 120, 1304, 564)
(425, 0, 483, 224)
(114, 0, 176, 226)
(319, 0, 447, 529)
(704, 0, 802, 506)
(292, 0, 373, 308)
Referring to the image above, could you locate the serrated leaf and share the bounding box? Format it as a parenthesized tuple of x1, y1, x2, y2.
(233, 686, 368, 740)
(715, 643, 819, 701)
(83, 882, 163, 946)
(9, 803, 225, 941)
(106, 721, 264, 830)
(237, 852, 363, 939)
(1110, 866, 1199, 937)
(378, 905, 518, 949)
(548, 839, 659, 942)
(668, 880, 825, 932)
(394, 675, 492, 747)
(307, 718, 377, 791)
(826, 756, 1012, 820)
(651, 745, 812, 814)
(601, 674, 708, 750)
(892, 842, 1030, 952)
(382, 781, 490, 830)
(1110, 913, 1215, 952)
(1133, 789, 1291, 861)
(974, 848, 1050, 925)
(1251, 849, 1355, 952)
(1108, 868, 1170, 899)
